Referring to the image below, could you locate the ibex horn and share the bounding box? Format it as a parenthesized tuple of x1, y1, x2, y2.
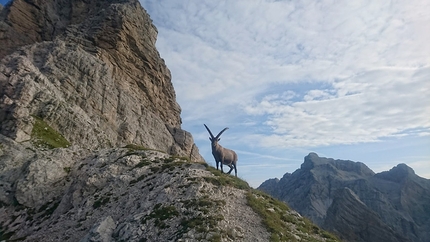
(204, 124, 215, 139)
(215, 127, 229, 139)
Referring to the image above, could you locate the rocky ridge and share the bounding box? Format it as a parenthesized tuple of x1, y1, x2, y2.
(259, 153, 430, 242)
(0, 134, 338, 241)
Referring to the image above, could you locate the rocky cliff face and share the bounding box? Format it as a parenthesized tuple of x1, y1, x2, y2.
(259, 153, 430, 242)
(0, 0, 201, 161)
(0, 1, 339, 241)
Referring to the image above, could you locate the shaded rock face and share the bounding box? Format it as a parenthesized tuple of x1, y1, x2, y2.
(323, 188, 407, 242)
(0, 0, 202, 161)
(259, 153, 430, 242)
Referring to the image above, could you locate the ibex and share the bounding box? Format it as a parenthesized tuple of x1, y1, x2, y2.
(204, 124, 238, 177)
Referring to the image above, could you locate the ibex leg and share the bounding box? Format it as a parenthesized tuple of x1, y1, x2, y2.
(227, 164, 237, 176)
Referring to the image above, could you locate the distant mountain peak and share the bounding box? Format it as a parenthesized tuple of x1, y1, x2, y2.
(376, 163, 416, 182)
(392, 163, 415, 174)
(301, 152, 320, 170)
(301, 152, 374, 178)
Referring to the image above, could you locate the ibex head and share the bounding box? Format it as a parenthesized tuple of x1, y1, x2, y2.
(204, 124, 228, 147)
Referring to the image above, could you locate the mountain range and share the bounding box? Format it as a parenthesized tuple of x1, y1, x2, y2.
(259, 152, 430, 242)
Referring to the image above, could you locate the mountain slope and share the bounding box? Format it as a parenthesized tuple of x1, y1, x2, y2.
(0, 135, 338, 241)
(259, 153, 430, 242)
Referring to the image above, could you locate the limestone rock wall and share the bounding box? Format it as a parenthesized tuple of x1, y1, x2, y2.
(0, 0, 202, 161)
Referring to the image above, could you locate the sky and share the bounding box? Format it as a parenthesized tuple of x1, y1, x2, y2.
(1, 0, 428, 187)
(139, 0, 430, 187)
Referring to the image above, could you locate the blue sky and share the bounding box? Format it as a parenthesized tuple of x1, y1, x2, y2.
(139, 0, 430, 187)
(2, 0, 428, 187)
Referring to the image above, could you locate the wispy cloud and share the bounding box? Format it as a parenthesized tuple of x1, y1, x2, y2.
(246, 67, 430, 147)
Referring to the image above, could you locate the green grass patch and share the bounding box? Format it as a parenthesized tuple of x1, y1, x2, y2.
(182, 196, 226, 215)
(161, 162, 187, 172)
(147, 160, 189, 174)
(205, 166, 250, 190)
(163, 157, 176, 163)
(63, 167, 71, 174)
(124, 144, 165, 153)
(246, 189, 339, 242)
(134, 160, 151, 169)
(174, 196, 226, 239)
(150, 166, 160, 173)
(93, 196, 110, 209)
(141, 204, 179, 228)
(298, 217, 339, 241)
(130, 174, 146, 185)
(246, 190, 294, 241)
(180, 213, 223, 233)
(31, 116, 70, 149)
(124, 144, 151, 151)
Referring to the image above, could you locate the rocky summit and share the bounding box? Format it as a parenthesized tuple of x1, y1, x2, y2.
(0, 0, 338, 241)
(259, 153, 430, 242)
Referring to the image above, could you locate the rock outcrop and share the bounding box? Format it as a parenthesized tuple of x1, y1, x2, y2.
(259, 153, 430, 242)
(0, 0, 201, 162)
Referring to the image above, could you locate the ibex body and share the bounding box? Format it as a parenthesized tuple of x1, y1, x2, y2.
(204, 124, 238, 176)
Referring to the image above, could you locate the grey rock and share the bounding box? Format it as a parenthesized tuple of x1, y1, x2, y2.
(258, 177, 279, 196)
(0, 137, 336, 241)
(0, 143, 269, 241)
(323, 188, 408, 242)
(81, 216, 116, 242)
(0, 0, 203, 162)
